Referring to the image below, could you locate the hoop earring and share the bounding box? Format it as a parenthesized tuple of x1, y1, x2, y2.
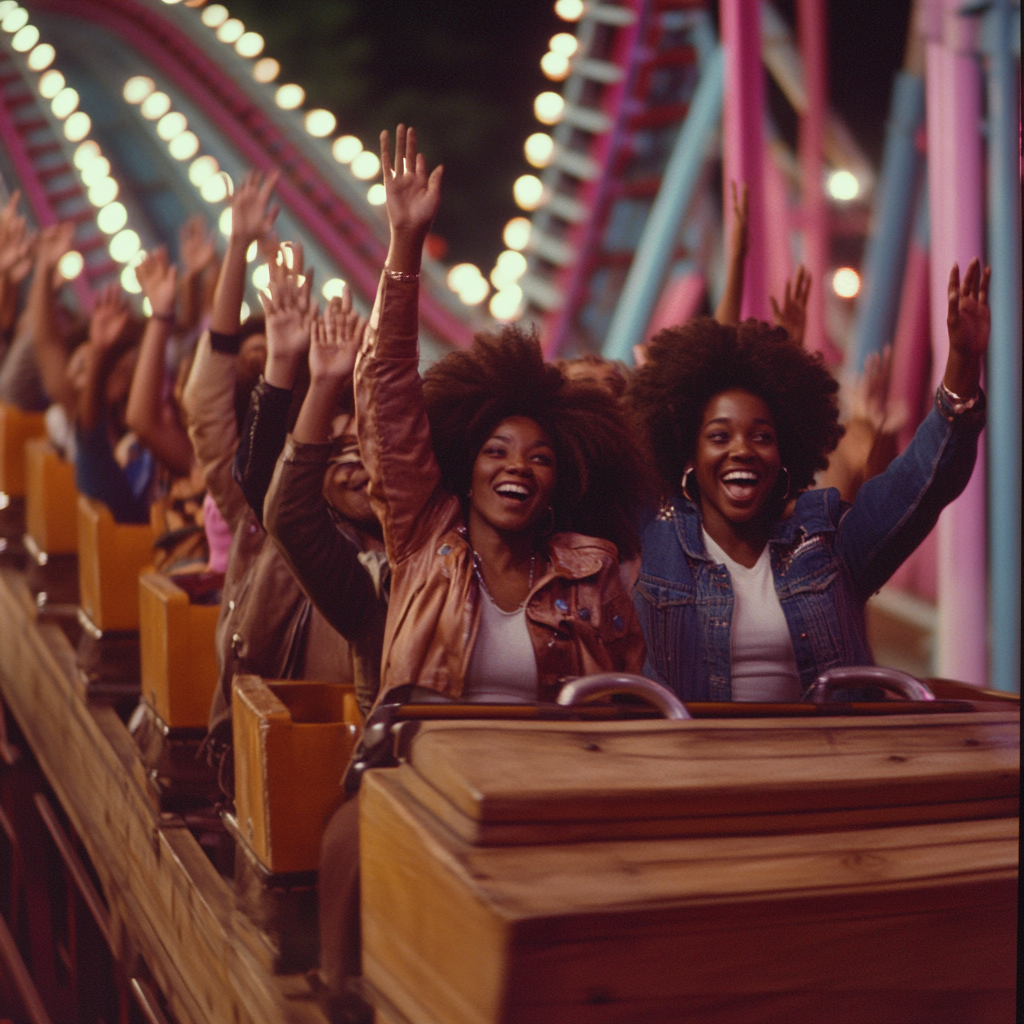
(777, 466, 791, 503)
(681, 468, 699, 502)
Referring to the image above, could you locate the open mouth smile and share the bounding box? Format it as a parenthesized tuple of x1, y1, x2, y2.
(720, 469, 761, 502)
(494, 482, 532, 503)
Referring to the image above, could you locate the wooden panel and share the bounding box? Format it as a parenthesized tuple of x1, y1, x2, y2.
(24, 437, 78, 556)
(400, 715, 1020, 838)
(361, 769, 1018, 1024)
(232, 675, 360, 874)
(0, 402, 46, 497)
(138, 572, 219, 728)
(76, 494, 154, 632)
(0, 569, 329, 1024)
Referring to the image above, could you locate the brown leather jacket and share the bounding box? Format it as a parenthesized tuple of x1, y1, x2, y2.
(355, 272, 646, 703)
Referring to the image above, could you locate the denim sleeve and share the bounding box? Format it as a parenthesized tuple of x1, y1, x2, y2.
(74, 421, 152, 525)
(232, 377, 292, 525)
(837, 400, 985, 601)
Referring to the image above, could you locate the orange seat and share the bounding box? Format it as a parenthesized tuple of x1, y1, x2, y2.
(24, 438, 78, 560)
(0, 403, 46, 499)
(77, 495, 155, 633)
(232, 675, 361, 873)
(139, 572, 221, 729)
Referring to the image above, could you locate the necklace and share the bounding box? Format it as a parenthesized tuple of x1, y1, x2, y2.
(473, 551, 537, 611)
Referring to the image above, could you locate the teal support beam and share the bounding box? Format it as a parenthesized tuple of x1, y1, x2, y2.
(982, 0, 1021, 693)
(851, 71, 926, 370)
(602, 44, 724, 364)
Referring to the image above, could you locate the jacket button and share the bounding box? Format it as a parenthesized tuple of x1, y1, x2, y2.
(612, 615, 623, 631)
(438, 544, 451, 556)
(555, 598, 569, 612)
(578, 607, 590, 621)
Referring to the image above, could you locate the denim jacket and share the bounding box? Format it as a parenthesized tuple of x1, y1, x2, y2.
(634, 395, 985, 700)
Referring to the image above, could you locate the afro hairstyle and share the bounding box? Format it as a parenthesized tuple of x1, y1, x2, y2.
(422, 324, 653, 559)
(628, 317, 843, 497)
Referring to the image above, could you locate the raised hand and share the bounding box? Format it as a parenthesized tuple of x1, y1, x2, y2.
(258, 240, 316, 388)
(0, 192, 37, 277)
(230, 169, 279, 246)
(946, 258, 990, 378)
(309, 286, 365, 383)
(380, 125, 442, 272)
(34, 221, 75, 274)
(88, 283, 131, 353)
(728, 180, 749, 259)
(135, 247, 178, 320)
(179, 215, 216, 277)
(770, 265, 811, 348)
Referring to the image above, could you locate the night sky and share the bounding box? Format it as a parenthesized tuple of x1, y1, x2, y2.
(222, 0, 913, 268)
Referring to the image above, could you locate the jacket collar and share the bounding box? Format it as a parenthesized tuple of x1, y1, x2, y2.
(446, 525, 610, 581)
(668, 489, 838, 558)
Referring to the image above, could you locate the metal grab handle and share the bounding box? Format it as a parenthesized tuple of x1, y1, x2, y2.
(556, 673, 691, 720)
(804, 666, 936, 703)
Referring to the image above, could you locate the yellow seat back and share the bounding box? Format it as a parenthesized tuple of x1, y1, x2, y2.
(25, 438, 78, 557)
(0, 403, 46, 498)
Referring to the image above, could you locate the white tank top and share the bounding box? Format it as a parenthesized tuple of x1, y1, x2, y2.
(702, 530, 802, 702)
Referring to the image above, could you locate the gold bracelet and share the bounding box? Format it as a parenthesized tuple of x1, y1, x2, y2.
(383, 266, 420, 283)
(937, 380, 980, 415)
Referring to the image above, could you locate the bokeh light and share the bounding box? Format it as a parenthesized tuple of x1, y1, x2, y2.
(1, 6, 28, 33)
(491, 249, 528, 289)
(332, 135, 362, 163)
(218, 207, 233, 236)
(200, 4, 228, 28)
(275, 83, 304, 110)
(12, 24, 39, 52)
(216, 18, 244, 44)
(322, 278, 347, 301)
(97, 202, 128, 235)
(305, 109, 336, 138)
(38, 68, 64, 99)
(156, 111, 187, 141)
(57, 250, 83, 280)
(141, 91, 171, 120)
(109, 229, 141, 264)
(827, 169, 860, 201)
(513, 174, 544, 210)
(27, 43, 55, 70)
(123, 75, 155, 104)
(554, 0, 584, 21)
(88, 177, 118, 207)
(63, 111, 90, 142)
(489, 285, 524, 321)
(253, 57, 279, 83)
(73, 140, 101, 169)
(189, 154, 219, 186)
(169, 131, 199, 160)
(833, 267, 861, 298)
(200, 174, 229, 203)
(534, 91, 564, 125)
(235, 31, 264, 58)
(549, 32, 579, 56)
(245, 241, 258, 263)
(80, 157, 110, 187)
(367, 183, 386, 206)
(524, 132, 554, 168)
(50, 86, 79, 119)
(351, 150, 380, 180)
(503, 217, 531, 251)
(540, 51, 570, 81)
(252, 263, 270, 291)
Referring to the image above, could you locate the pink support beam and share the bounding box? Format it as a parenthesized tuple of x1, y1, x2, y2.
(923, 0, 987, 685)
(797, 0, 828, 356)
(762, 142, 794, 313)
(720, 0, 769, 321)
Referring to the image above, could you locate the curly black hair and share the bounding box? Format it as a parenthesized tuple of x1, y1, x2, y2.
(422, 325, 653, 559)
(628, 317, 843, 498)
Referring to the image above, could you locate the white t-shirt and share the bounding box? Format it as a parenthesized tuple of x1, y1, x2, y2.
(410, 588, 539, 704)
(702, 529, 802, 702)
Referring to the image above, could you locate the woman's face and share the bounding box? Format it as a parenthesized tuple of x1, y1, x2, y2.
(469, 416, 557, 536)
(322, 415, 375, 525)
(691, 389, 781, 532)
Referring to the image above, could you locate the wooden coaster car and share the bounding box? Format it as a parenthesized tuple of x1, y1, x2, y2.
(24, 437, 78, 560)
(361, 710, 1020, 1024)
(232, 675, 362, 874)
(139, 571, 222, 730)
(77, 495, 154, 634)
(0, 402, 46, 499)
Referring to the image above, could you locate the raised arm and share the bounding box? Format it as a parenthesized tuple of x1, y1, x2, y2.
(78, 284, 131, 434)
(176, 215, 217, 335)
(0, 192, 35, 337)
(770, 265, 811, 348)
(714, 181, 748, 325)
(355, 125, 445, 562)
(126, 247, 194, 476)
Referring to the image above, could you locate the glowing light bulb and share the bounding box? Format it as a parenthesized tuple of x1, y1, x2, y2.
(51, 86, 79, 119)
(549, 32, 578, 56)
(27, 43, 55, 70)
(459, 276, 490, 306)
(503, 217, 531, 252)
(554, 0, 584, 21)
(252, 264, 270, 291)
(446, 263, 480, 293)
(489, 285, 524, 321)
(97, 202, 128, 235)
(169, 131, 199, 160)
(304, 109, 336, 138)
(540, 51, 571, 80)
(200, 174, 229, 203)
(141, 91, 171, 120)
(1, 7, 29, 33)
(0, 2, 18, 19)
(189, 154, 219, 186)
(88, 177, 118, 207)
(80, 156, 111, 187)
(332, 135, 362, 164)
(63, 111, 91, 142)
(123, 75, 155, 104)
(513, 174, 544, 210)
(109, 229, 141, 264)
(367, 184, 386, 206)
(57, 250, 83, 280)
(253, 57, 279, 83)
(534, 91, 564, 125)
(275, 83, 304, 110)
(827, 169, 860, 202)
(200, 4, 228, 28)
(73, 140, 101, 169)
(38, 68, 64, 99)
(833, 267, 860, 298)
(322, 279, 347, 301)
(493, 249, 528, 287)
(156, 111, 187, 141)
(12, 23, 39, 51)
(216, 18, 244, 44)
(235, 31, 264, 58)
(524, 132, 554, 168)
(351, 150, 380, 180)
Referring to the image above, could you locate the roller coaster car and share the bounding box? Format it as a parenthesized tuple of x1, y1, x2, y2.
(24, 437, 79, 562)
(0, 402, 46, 502)
(358, 670, 1019, 1024)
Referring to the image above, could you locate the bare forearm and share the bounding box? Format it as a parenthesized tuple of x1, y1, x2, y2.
(293, 376, 346, 445)
(210, 237, 249, 334)
(714, 248, 746, 325)
(125, 318, 171, 436)
(78, 348, 116, 432)
(26, 262, 70, 407)
(385, 228, 427, 276)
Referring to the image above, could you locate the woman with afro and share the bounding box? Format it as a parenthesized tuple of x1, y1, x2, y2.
(628, 258, 990, 702)
(352, 125, 649, 709)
